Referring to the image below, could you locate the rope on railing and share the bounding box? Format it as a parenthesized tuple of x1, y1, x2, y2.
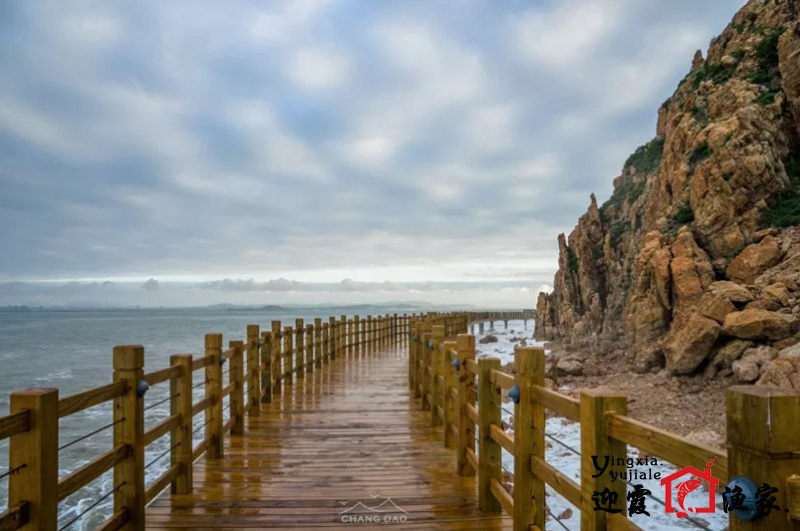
(59, 417, 125, 451)
(145, 442, 180, 470)
(144, 392, 180, 412)
(57, 481, 126, 531)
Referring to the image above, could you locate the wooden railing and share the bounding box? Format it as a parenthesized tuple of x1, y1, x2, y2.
(409, 313, 800, 531)
(0, 311, 428, 530)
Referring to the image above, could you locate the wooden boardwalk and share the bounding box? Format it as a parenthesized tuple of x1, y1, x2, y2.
(146, 345, 511, 529)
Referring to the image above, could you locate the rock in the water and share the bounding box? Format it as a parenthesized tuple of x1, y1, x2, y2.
(726, 236, 782, 284)
(479, 335, 498, 344)
(665, 313, 720, 374)
(722, 309, 796, 340)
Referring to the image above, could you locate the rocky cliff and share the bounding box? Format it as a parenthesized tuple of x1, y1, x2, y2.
(535, 0, 800, 388)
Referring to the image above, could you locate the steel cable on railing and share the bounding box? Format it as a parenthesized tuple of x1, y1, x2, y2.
(545, 502, 571, 531)
(58, 418, 125, 451)
(501, 406, 515, 416)
(192, 419, 209, 436)
(145, 442, 180, 470)
(144, 392, 180, 412)
(0, 463, 26, 481)
(531, 427, 712, 530)
(57, 481, 125, 531)
(192, 380, 205, 390)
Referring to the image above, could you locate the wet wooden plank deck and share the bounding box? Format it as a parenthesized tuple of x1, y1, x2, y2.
(147, 345, 511, 529)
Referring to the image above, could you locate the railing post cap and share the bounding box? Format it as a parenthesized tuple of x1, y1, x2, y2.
(246, 324, 259, 335)
(113, 345, 144, 369)
(229, 339, 244, 348)
(204, 333, 223, 348)
(10, 387, 58, 398)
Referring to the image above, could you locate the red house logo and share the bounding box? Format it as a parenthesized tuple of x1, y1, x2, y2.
(659, 458, 719, 518)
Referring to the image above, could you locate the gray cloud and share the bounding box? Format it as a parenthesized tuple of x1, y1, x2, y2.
(0, 0, 744, 305)
(141, 278, 159, 291)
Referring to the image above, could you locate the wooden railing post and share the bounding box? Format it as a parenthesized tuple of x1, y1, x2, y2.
(170, 354, 193, 494)
(365, 315, 371, 352)
(258, 332, 270, 404)
(420, 331, 432, 411)
(246, 324, 260, 416)
(284, 326, 294, 383)
(314, 318, 322, 368)
(431, 325, 445, 428)
(295, 319, 304, 378)
(113, 345, 146, 530)
(409, 322, 417, 392)
(229, 340, 245, 435)
(727, 386, 800, 531)
(329, 317, 336, 360)
(514, 346, 545, 531)
(271, 321, 281, 394)
(8, 388, 58, 530)
(456, 334, 476, 476)
(443, 340, 457, 449)
(204, 333, 224, 459)
(339, 315, 347, 358)
(478, 356, 502, 514)
(581, 389, 627, 530)
(354, 315, 360, 356)
(322, 323, 329, 363)
(305, 324, 314, 374)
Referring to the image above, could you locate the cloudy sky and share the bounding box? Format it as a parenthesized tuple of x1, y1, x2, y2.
(0, 0, 743, 307)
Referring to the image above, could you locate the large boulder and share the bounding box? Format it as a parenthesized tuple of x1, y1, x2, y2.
(722, 309, 796, 340)
(756, 342, 800, 388)
(670, 227, 715, 309)
(733, 346, 778, 383)
(708, 281, 754, 303)
(699, 291, 736, 323)
(665, 313, 721, 374)
(726, 236, 782, 284)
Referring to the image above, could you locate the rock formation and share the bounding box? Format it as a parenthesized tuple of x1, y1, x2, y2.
(535, 0, 800, 388)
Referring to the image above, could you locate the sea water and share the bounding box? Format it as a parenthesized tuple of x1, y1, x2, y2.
(0, 306, 428, 529)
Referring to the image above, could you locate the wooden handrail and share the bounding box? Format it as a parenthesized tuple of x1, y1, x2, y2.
(490, 369, 514, 389)
(0, 410, 30, 440)
(531, 385, 579, 421)
(58, 381, 127, 418)
(489, 478, 513, 515)
(145, 463, 181, 503)
(98, 508, 128, 531)
(58, 444, 130, 501)
(143, 413, 182, 446)
(192, 396, 214, 417)
(530, 455, 580, 507)
(191, 355, 214, 371)
(606, 412, 729, 482)
(0, 502, 29, 530)
(489, 423, 514, 454)
(143, 365, 181, 386)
